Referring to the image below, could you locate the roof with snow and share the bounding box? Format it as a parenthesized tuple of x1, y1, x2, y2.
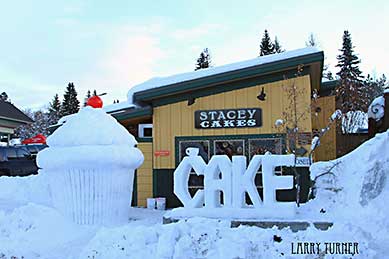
(0, 100, 33, 124)
(127, 47, 324, 107)
(320, 80, 339, 96)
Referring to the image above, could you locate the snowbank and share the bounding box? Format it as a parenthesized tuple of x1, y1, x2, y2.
(0, 174, 51, 209)
(304, 130, 389, 256)
(80, 218, 372, 259)
(0, 130, 388, 258)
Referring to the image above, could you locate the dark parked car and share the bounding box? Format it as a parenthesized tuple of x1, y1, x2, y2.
(21, 144, 47, 157)
(0, 145, 46, 177)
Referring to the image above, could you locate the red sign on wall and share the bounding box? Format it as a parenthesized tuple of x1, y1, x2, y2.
(154, 150, 170, 157)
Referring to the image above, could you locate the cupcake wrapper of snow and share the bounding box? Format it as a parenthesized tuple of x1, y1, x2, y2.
(43, 167, 135, 225)
(37, 145, 144, 170)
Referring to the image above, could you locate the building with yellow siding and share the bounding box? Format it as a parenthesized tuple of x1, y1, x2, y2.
(102, 48, 338, 208)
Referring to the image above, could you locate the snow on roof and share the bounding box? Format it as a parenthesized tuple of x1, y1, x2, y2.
(127, 47, 321, 104)
(103, 101, 135, 113)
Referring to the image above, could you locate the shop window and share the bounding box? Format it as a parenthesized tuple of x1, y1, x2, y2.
(178, 140, 210, 162)
(214, 139, 244, 158)
(248, 138, 283, 159)
(178, 140, 210, 196)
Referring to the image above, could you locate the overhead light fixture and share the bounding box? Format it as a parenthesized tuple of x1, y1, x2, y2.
(257, 87, 266, 101)
(188, 97, 196, 106)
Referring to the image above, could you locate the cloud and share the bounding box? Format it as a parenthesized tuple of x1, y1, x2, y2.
(78, 25, 166, 104)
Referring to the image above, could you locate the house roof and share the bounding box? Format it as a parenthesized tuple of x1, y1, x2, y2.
(0, 100, 33, 123)
(320, 80, 339, 96)
(128, 47, 324, 106)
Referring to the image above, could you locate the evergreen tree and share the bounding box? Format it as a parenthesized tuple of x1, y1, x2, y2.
(364, 74, 386, 102)
(93, 90, 97, 96)
(195, 48, 212, 71)
(273, 37, 284, 53)
(259, 30, 274, 56)
(0, 92, 9, 102)
(335, 30, 366, 133)
(84, 90, 91, 107)
(48, 94, 61, 124)
(61, 82, 80, 117)
(335, 31, 366, 112)
(305, 33, 318, 47)
(324, 71, 334, 80)
(336, 31, 363, 81)
(15, 109, 51, 139)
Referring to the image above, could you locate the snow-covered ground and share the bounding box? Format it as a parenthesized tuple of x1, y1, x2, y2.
(1, 130, 388, 258)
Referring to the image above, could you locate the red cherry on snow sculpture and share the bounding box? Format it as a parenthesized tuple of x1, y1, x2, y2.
(86, 95, 103, 108)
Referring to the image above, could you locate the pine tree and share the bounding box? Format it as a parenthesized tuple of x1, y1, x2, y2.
(15, 109, 51, 139)
(305, 33, 317, 47)
(0, 92, 9, 102)
(335, 30, 366, 133)
(336, 31, 363, 81)
(48, 94, 61, 124)
(324, 71, 334, 80)
(259, 30, 274, 56)
(195, 48, 212, 71)
(364, 74, 386, 102)
(61, 82, 80, 117)
(273, 37, 284, 53)
(84, 90, 91, 107)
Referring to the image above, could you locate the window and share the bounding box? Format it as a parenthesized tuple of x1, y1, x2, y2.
(138, 124, 153, 138)
(178, 140, 210, 194)
(248, 138, 283, 159)
(178, 140, 210, 162)
(5, 148, 17, 160)
(176, 135, 285, 199)
(214, 139, 244, 158)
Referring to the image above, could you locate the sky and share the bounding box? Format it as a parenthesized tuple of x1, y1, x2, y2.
(1, 0, 388, 110)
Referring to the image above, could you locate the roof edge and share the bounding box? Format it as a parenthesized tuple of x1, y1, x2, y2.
(134, 51, 324, 103)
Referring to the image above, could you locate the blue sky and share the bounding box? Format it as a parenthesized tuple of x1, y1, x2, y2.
(1, 0, 388, 110)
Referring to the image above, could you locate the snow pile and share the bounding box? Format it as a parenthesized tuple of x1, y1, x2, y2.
(0, 128, 388, 258)
(0, 203, 95, 258)
(368, 96, 385, 121)
(304, 130, 389, 255)
(80, 218, 373, 259)
(0, 174, 51, 210)
(127, 47, 320, 105)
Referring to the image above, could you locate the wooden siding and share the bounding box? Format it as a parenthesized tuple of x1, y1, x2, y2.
(312, 95, 337, 161)
(153, 75, 313, 169)
(136, 142, 153, 207)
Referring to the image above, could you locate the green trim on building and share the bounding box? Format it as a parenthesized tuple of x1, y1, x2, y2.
(151, 69, 310, 107)
(320, 80, 339, 96)
(132, 170, 137, 207)
(136, 137, 153, 143)
(110, 106, 153, 121)
(153, 168, 182, 208)
(134, 52, 323, 105)
(153, 169, 158, 198)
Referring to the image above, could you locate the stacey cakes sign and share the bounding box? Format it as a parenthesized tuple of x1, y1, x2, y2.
(195, 108, 262, 129)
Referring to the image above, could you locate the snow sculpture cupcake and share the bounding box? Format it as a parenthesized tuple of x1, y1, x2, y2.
(37, 107, 144, 225)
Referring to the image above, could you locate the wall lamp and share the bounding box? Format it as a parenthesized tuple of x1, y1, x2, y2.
(257, 87, 266, 101)
(187, 97, 196, 106)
